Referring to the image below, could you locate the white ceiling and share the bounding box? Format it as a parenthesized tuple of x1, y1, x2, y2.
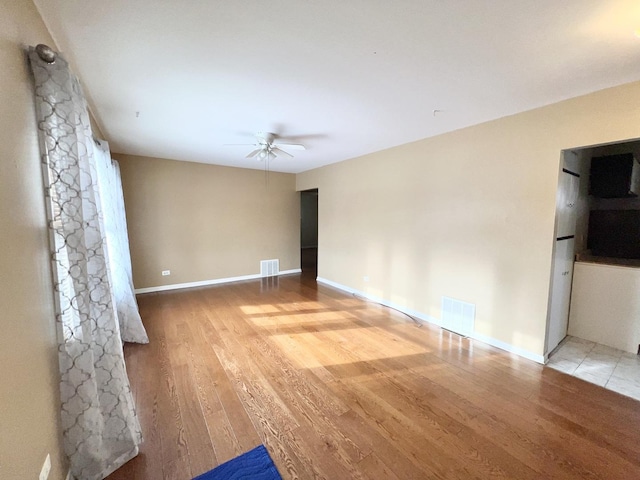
(34, 1, 640, 173)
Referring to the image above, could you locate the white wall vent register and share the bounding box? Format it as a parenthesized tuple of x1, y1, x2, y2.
(441, 296, 475, 337)
(260, 259, 279, 277)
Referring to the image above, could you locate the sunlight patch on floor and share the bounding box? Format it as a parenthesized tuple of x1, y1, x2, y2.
(333, 298, 367, 308)
(269, 328, 428, 366)
(239, 304, 281, 314)
(249, 311, 357, 326)
(240, 301, 327, 315)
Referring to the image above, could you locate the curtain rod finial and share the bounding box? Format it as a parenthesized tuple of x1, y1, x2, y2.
(35, 44, 56, 63)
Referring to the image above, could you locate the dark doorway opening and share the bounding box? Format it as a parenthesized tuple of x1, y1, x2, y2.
(300, 189, 318, 278)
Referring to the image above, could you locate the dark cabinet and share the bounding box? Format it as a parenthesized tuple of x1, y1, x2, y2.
(589, 153, 640, 198)
(588, 209, 640, 259)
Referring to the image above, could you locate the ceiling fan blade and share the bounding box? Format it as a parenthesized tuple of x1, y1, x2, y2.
(273, 142, 306, 151)
(272, 146, 293, 158)
(246, 148, 262, 158)
(223, 143, 258, 147)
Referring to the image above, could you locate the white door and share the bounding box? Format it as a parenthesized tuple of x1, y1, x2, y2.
(547, 237, 575, 353)
(556, 171, 579, 238)
(547, 164, 580, 354)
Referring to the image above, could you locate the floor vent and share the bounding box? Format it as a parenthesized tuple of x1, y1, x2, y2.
(260, 259, 279, 277)
(441, 296, 475, 337)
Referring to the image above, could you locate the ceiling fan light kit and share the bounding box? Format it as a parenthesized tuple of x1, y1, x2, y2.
(226, 131, 306, 162)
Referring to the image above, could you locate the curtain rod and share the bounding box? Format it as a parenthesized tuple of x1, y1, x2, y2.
(35, 44, 56, 63)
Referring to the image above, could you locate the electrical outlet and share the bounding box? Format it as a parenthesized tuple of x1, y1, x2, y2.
(162, 270, 170, 276)
(39, 454, 51, 480)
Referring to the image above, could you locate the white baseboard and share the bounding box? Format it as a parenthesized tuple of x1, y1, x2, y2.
(135, 269, 302, 294)
(316, 276, 545, 364)
(316, 277, 440, 326)
(470, 332, 546, 364)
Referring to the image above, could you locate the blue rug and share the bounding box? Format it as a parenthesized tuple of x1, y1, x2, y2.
(193, 445, 282, 480)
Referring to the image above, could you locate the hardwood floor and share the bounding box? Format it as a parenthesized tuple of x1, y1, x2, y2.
(107, 274, 640, 479)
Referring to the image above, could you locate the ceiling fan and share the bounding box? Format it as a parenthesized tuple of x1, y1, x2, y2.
(225, 132, 306, 161)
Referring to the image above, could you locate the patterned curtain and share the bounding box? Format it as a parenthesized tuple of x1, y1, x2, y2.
(29, 46, 145, 480)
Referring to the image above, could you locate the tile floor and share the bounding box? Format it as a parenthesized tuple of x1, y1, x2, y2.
(547, 336, 640, 401)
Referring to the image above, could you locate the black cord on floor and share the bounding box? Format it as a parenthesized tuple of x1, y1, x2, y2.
(352, 292, 423, 328)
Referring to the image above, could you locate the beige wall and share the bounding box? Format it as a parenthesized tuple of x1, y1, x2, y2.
(115, 154, 300, 289)
(0, 1, 66, 478)
(297, 81, 640, 359)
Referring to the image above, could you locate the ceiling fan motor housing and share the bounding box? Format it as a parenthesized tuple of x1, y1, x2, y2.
(226, 131, 305, 160)
(256, 132, 275, 145)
